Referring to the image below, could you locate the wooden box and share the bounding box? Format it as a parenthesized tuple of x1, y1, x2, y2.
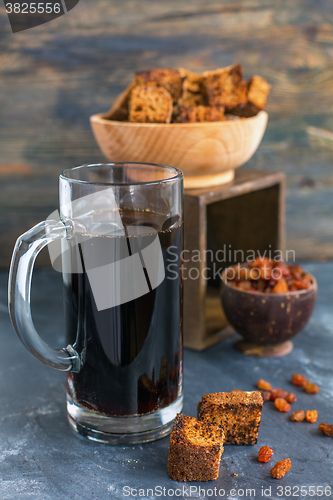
(183, 168, 285, 350)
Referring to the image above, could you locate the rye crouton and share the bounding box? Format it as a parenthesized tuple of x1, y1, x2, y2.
(231, 75, 271, 117)
(175, 104, 226, 123)
(203, 64, 247, 110)
(247, 75, 271, 109)
(129, 85, 173, 123)
(178, 68, 208, 106)
(168, 414, 224, 482)
(198, 390, 263, 445)
(135, 69, 184, 103)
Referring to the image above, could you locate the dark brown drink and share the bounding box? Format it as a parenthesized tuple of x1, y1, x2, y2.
(64, 210, 183, 416)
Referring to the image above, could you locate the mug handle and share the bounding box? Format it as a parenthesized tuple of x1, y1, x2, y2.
(8, 219, 80, 372)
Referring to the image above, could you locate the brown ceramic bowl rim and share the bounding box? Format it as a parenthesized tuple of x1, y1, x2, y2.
(221, 268, 318, 296)
(90, 110, 268, 127)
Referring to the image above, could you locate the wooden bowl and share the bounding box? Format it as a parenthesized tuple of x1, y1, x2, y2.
(220, 270, 317, 357)
(90, 111, 268, 189)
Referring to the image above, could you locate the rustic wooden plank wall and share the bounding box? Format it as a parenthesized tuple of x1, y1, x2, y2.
(1, 0, 333, 267)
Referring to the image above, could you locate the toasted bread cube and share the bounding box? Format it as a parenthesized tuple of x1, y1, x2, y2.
(203, 64, 247, 110)
(247, 75, 271, 109)
(230, 102, 260, 118)
(197, 391, 263, 445)
(180, 93, 206, 107)
(179, 68, 204, 94)
(168, 414, 224, 482)
(129, 85, 173, 123)
(135, 69, 184, 103)
(175, 104, 226, 123)
(231, 75, 271, 117)
(178, 68, 208, 106)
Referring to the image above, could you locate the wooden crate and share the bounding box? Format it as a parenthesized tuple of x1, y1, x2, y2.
(183, 168, 285, 350)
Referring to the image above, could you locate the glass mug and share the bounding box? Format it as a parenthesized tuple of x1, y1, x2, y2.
(8, 163, 183, 444)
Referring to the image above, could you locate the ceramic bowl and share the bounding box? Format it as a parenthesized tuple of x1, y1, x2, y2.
(220, 269, 317, 356)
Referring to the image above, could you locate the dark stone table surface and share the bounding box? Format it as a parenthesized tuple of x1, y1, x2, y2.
(0, 263, 333, 500)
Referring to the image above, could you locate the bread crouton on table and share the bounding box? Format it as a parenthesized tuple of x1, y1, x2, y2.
(168, 414, 224, 482)
(197, 390, 263, 445)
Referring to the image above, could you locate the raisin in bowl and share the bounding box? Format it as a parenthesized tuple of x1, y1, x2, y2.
(220, 259, 317, 357)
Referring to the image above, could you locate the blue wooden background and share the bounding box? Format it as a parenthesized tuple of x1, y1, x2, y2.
(1, 0, 333, 266)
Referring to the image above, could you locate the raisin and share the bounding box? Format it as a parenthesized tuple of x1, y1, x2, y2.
(274, 398, 291, 412)
(257, 279, 266, 292)
(293, 279, 311, 290)
(272, 279, 288, 294)
(258, 446, 274, 463)
(238, 268, 248, 282)
(249, 268, 260, 280)
(273, 262, 291, 279)
(270, 459, 292, 479)
(286, 392, 297, 404)
(226, 260, 311, 294)
(226, 265, 249, 282)
(259, 264, 272, 281)
(257, 379, 272, 391)
(291, 410, 305, 422)
(318, 423, 333, 436)
(270, 388, 288, 401)
(303, 381, 320, 394)
(237, 280, 252, 291)
(250, 257, 271, 268)
(259, 390, 272, 402)
(303, 273, 313, 284)
(291, 374, 307, 386)
(305, 410, 318, 423)
(289, 264, 303, 280)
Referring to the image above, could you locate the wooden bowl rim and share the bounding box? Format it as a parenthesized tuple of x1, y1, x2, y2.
(90, 110, 268, 128)
(221, 268, 318, 296)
